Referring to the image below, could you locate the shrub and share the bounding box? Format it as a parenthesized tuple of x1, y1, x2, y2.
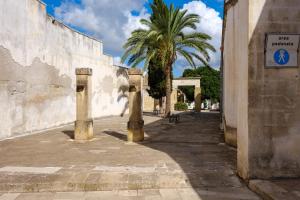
(174, 102, 188, 111)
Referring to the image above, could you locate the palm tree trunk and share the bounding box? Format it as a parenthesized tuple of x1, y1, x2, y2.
(164, 64, 172, 117)
(159, 98, 163, 114)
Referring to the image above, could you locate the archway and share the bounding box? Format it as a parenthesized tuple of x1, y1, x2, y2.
(171, 77, 201, 112)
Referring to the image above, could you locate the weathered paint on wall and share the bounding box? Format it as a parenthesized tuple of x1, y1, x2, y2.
(223, 5, 238, 147)
(235, 0, 249, 180)
(0, 0, 129, 139)
(224, 0, 300, 179)
(248, 0, 300, 178)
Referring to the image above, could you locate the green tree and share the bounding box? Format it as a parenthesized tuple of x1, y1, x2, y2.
(122, 0, 215, 117)
(178, 86, 194, 102)
(147, 56, 166, 99)
(183, 66, 220, 102)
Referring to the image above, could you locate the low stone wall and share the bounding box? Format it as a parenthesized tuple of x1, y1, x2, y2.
(0, 0, 129, 139)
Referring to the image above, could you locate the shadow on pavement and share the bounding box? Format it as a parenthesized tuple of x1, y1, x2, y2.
(62, 130, 75, 139)
(102, 111, 257, 199)
(103, 131, 127, 141)
(0, 112, 259, 199)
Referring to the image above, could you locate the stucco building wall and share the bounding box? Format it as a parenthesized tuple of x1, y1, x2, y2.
(223, 0, 300, 179)
(0, 0, 129, 139)
(247, 0, 300, 179)
(223, 5, 238, 147)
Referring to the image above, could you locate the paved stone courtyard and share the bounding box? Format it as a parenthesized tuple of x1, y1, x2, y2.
(0, 112, 260, 199)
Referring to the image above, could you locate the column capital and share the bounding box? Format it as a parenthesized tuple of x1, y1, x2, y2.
(128, 68, 143, 75)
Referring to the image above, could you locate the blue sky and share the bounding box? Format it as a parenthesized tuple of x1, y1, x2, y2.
(42, 0, 224, 77)
(44, 0, 224, 18)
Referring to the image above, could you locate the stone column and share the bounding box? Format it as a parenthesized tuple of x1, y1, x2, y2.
(75, 68, 93, 141)
(127, 68, 144, 142)
(194, 87, 201, 112)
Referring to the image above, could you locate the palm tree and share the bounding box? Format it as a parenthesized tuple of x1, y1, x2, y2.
(122, 0, 215, 117)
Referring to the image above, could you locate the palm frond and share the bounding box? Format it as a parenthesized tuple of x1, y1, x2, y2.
(121, 0, 216, 71)
(177, 49, 196, 68)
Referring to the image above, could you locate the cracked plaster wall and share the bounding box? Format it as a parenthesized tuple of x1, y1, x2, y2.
(0, 0, 129, 139)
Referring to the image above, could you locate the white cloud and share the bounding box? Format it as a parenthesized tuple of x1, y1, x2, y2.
(122, 8, 150, 39)
(54, 0, 148, 55)
(54, 0, 222, 70)
(181, 1, 222, 68)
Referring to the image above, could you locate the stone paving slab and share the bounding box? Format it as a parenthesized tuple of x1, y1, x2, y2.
(249, 179, 300, 200)
(0, 188, 260, 200)
(0, 167, 61, 174)
(0, 112, 259, 199)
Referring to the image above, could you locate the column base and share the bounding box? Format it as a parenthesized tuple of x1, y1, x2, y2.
(127, 128, 144, 142)
(75, 119, 93, 141)
(127, 120, 144, 142)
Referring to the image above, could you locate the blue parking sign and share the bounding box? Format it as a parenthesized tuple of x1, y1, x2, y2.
(274, 49, 289, 65)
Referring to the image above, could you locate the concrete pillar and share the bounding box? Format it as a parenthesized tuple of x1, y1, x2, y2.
(194, 87, 201, 112)
(75, 68, 93, 141)
(127, 68, 144, 142)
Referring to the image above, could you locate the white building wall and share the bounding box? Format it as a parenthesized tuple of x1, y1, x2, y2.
(223, 8, 237, 129)
(0, 0, 128, 139)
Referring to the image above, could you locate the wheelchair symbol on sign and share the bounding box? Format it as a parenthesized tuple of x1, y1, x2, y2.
(274, 49, 289, 65)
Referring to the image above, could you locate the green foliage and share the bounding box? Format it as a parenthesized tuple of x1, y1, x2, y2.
(183, 66, 220, 102)
(178, 86, 194, 102)
(174, 102, 188, 111)
(147, 57, 166, 99)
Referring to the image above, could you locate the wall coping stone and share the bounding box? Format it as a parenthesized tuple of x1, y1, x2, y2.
(76, 68, 93, 76)
(128, 68, 142, 75)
